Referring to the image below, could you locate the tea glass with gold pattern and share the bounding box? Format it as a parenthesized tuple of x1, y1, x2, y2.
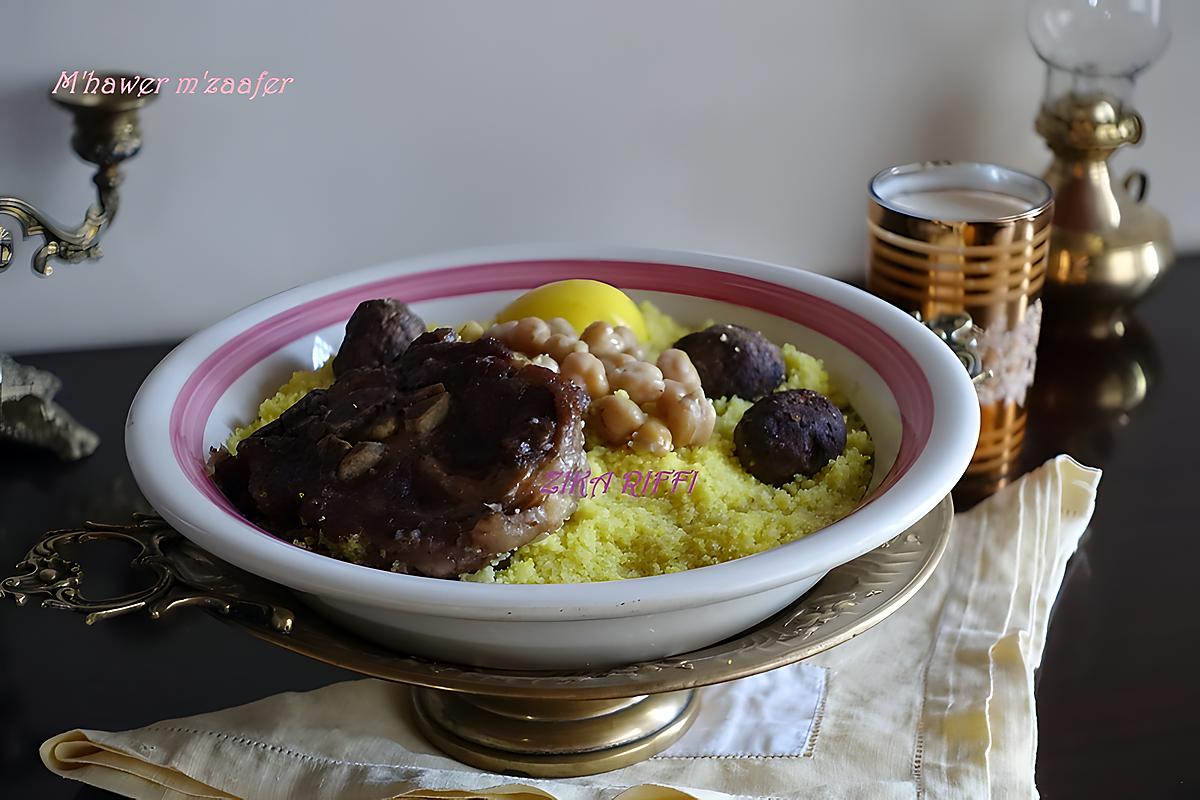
(867, 161, 1054, 503)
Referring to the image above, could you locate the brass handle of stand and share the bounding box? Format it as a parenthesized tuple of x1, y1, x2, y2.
(0, 514, 293, 632)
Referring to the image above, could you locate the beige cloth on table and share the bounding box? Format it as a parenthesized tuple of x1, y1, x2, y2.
(41, 456, 1100, 800)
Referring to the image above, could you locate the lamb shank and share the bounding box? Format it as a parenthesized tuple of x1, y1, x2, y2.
(212, 300, 589, 578)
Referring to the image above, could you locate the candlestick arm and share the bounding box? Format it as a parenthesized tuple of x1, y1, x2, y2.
(0, 166, 119, 276)
(1, 73, 152, 277)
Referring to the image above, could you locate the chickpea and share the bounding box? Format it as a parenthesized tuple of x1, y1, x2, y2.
(546, 333, 587, 362)
(657, 379, 716, 447)
(485, 320, 519, 344)
(560, 351, 609, 398)
(510, 317, 551, 355)
(478, 314, 705, 454)
(630, 418, 674, 455)
(652, 378, 685, 412)
(581, 321, 625, 358)
(613, 325, 643, 358)
(695, 394, 717, 444)
(485, 318, 549, 355)
(593, 394, 645, 445)
(601, 352, 637, 372)
(609, 360, 666, 405)
(657, 348, 702, 392)
(546, 317, 577, 338)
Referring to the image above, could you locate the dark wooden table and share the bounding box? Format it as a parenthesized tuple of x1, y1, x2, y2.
(2, 260, 1198, 799)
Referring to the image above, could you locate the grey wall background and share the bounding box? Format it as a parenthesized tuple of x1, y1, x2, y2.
(1, 0, 1196, 353)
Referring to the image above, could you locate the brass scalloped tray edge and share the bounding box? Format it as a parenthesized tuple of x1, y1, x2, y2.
(2, 497, 951, 700)
(227, 496, 952, 699)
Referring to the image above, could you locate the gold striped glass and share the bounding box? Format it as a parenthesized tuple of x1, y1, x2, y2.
(867, 162, 1054, 503)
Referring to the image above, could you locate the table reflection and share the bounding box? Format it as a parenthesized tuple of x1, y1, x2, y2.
(952, 309, 1161, 511)
(1022, 315, 1161, 473)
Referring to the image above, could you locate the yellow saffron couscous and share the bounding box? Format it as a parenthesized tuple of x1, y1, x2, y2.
(224, 302, 874, 584)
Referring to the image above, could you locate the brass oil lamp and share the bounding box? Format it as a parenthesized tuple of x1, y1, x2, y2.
(1027, 0, 1173, 338)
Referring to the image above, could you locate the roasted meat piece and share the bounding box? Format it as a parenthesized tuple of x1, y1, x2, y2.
(332, 298, 427, 375)
(213, 327, 589, 578)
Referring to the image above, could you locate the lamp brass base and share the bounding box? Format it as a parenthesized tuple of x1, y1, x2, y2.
(1036, 97, 1175, 335)
(412, 689, 699, 778)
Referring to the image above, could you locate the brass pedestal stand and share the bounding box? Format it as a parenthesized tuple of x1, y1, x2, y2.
(412, 690, 699, 777)
(2, 500, 950, 777)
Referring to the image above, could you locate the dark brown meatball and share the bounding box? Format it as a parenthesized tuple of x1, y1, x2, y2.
(733, 389, 847, 486)
(673, 324, 785, 400)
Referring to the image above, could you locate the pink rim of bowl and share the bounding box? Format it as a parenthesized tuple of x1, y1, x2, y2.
(128, 246, 978, 617)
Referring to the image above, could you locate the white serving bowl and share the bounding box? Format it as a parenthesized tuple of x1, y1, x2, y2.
(126, 244, 979, 670)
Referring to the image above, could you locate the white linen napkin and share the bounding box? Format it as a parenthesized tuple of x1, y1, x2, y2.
(40, 455, 1100, 799)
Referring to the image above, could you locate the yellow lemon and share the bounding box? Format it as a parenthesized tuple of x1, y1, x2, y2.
(497, 279, 647, 341)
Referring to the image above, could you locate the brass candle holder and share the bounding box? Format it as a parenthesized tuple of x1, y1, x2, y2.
(1, 72, 156, 460)
(0, 72, 155, 277)
(1028, 0, 1174, 337)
